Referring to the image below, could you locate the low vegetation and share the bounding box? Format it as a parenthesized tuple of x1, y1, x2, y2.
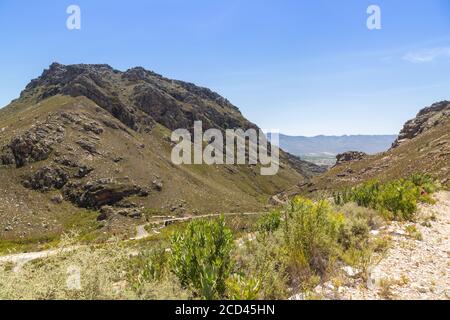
(333, 173, 439, 220)
(0, 234, 188, 300)
(169, 217, 234, 300)
(0, 174, 439, 300)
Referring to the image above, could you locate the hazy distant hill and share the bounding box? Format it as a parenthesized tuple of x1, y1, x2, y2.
(275, 101, 450, 198)
(274, 134, 397, 156)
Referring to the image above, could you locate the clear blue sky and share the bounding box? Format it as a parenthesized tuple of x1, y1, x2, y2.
(1, 0, 449, 136)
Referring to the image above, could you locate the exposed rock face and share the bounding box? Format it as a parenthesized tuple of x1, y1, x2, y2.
(392, 101, 450, 148)
(22, 63, 252, 133)
(335, 151, 367, 166)
(62, 179, 148, 209)
(22, 166, 69, 191)
(76, 140, 98, 154)
(54, 157, 93, 178)
(82, 121, 104, 134)
(0, 121, 65, 167)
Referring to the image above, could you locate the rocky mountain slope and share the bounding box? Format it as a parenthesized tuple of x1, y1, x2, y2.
(0, 63, 324, 241)
(276, 101, 450, 199)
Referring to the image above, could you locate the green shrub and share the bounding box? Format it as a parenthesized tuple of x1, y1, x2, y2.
(408, 173, 438, 194)
(337, 217, 370, 251)
(338, 202, 384, 230)
(377, 180, 419, 220)
(333, 174, 439, 221)
(233, 197, 376, 297)
(226, 274, 261, 300)
(257, 210, 281, 234)
(169, 217, 234, 300)
(128, 246, 169, 287)
(234, 232, 289, 299)
(350, 180, 381, 208)
(284, 198, 344, 275)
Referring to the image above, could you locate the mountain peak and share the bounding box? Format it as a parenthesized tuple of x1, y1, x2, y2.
(24, 63, 116, 93)
(16, 63, 249, 132)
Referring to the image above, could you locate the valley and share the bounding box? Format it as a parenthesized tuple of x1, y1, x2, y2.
(0, 64, 448, 301)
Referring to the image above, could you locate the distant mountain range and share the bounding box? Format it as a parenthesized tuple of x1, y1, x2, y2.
(271, 134, 398, 156)
(265, 134, 398, 166)
(280, 101, 450, 198)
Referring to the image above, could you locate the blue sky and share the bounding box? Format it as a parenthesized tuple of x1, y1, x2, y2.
(0, 0, 449, 136)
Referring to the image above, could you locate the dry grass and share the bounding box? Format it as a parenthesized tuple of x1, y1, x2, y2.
(0, 233, 189, 300)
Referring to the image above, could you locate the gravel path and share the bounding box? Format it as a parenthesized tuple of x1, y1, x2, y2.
(338, 191, 450, 300)
(0, 247, 76, 272)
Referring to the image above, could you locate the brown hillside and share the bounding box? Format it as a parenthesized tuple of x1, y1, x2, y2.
(0, 63, 324, 241)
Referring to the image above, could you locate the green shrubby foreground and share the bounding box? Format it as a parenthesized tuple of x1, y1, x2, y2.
(0, 203, 378, 300)
(232, 198, 382, 299)
(167, 197, 390, 299)
(0, 174, 438, 300)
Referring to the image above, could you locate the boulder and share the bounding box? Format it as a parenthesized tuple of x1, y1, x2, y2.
(152, 179, 163, 191)
(74, 165, 94, 178)
(97, 205, 115, 221)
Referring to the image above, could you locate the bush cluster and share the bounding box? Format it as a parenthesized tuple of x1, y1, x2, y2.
(8, 175, 436, 300)
(333, 174, 438, 220)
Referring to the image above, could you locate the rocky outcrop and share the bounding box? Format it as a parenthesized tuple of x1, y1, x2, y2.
(76, 140, 98, 154)
(335, 151, 367, 166)
(0, 121, 65, 167)
(21, 63, 251, 133)
(53, 157, 93, 178)
(62, 179, 148, 209)
(392, 101, 450, 148)
(22, 166, 69, 191)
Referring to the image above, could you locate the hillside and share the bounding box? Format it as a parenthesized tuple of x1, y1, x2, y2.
(0, 63, 324, 242)
(276, 101, 450, 199)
